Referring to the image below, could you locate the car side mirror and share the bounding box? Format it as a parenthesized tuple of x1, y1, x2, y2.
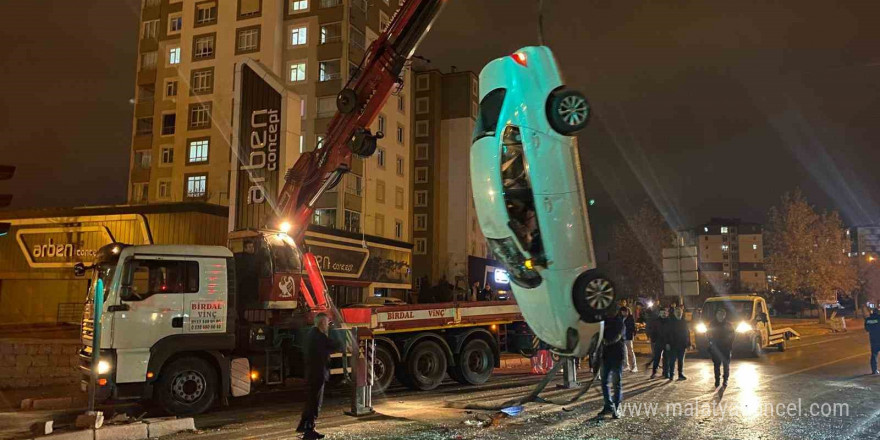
(73, 263, 87, 277)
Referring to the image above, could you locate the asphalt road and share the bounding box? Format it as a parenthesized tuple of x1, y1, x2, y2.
(155, 329, 878, 440)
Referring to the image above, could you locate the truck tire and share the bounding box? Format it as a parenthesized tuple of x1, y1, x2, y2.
(155, 357, 217, 416)
(405, 341, 447, 391)
(373, 345, 396, 393)
(450, 339, 494, 385)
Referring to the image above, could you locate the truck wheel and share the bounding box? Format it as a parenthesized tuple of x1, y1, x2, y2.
(405, 341, 447, 391)
(546, 88, 590, 135)
(373, 345, 396, 393)
(451, 339, 495, 385)
(750, 335, 763, 358)
(155, 357, 217, 416)
(572, 270, 616, 323)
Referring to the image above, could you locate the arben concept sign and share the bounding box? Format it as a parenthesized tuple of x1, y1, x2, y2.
(230, 60, 288, 231)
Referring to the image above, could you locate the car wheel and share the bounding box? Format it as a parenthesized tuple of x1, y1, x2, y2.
(546, 88, 590, 135)
(572, 270, 616, 323)
(154, 357, 217, 416)
(451, 339, 495, 385)
(372, 344, 396, 393)
(405, 341, 448, 391)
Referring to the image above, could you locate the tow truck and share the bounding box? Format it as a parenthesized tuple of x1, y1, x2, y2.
(75, 0, 539, 415)
(694, 294, 801, 357)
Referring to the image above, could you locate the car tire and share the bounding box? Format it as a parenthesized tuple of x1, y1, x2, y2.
(405, 341, 448, 391)
(373, 344, 396, 393)
(154, 357, 217, 416)
(572, 270, 616, 323)
(546, 88, 590, 135)
(450, 339, 495, 385)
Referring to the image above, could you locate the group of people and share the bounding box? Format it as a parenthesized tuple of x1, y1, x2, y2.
(415, 275, 499, 303)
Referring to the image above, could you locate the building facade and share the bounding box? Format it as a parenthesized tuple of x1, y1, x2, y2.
(850, 225, 880, 257)
(411, 69, 487, 290)
(128, 0, 411, 245)
(684, 218, 767, 293)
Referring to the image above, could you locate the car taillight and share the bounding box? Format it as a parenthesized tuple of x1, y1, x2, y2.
(511, 52, 527, 67)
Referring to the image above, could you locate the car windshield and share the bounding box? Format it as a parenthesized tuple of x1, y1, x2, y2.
(703, 300, 753, 321)
(266, 234, 302, 273)
(501, 126, 543, 257)
(473, 88, 506, 142)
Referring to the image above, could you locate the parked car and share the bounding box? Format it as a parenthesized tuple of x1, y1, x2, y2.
(470, 46, 616, 357)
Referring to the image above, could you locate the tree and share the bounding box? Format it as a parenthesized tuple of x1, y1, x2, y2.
(854, 256, 880, 316)
(765, 189, 857, 321)
(607, 202, 677, 301)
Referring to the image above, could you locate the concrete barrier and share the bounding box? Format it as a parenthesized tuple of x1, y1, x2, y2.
(145, 418, 196, 438)
(93, 423, 148, 440)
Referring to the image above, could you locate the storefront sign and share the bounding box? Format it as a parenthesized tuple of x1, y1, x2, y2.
(494, 268, 510, 284)
(16, 226, 114, 268)
(306, 242, 370, 278)
(232, 61, 285, 230)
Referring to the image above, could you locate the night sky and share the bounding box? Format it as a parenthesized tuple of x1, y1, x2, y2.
(2, 1, 879, 257)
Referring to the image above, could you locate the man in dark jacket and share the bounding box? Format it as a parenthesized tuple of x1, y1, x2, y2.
(865, 306, 880, 374)
(707, 308, 735, 388)
(297, 313, 342, 439)
(620, 307, 637, 372)
(665, 306, 690, 380)
(646, 308, 670, 378)
(598, 313, 626, 419)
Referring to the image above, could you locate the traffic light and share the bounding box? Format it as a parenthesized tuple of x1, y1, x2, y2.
(0, 165, 14, 236)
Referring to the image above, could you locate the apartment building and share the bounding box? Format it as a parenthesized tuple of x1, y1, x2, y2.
(684, 218, 767, 293)
(411, 69, 487, 289)
(128, 0, 411, 238)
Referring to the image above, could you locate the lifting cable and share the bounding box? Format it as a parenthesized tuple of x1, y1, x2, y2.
(537, 0, 545, 46)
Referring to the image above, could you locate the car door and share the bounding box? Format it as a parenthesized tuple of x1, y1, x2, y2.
(111, 257, 190, 383)
(183, 256, 229, 335)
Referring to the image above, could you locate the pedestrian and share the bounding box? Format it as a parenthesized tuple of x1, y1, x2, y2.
(297, 313, 342, 440)
(479, 285, 493, 301)
(707, 308, 735, 388)
(470, 282, 480, 302)
(620, 306, 637, 373)
(865, 306, 880, 374)
(666, 306, 690, 380)
(598, 312, 626, 419)
(647, 308, 670, 378)
(634, 302, 645, 324)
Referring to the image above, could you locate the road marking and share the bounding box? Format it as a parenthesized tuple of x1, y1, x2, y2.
(772, 352, 865, 380)
(791, 333, 859, 349)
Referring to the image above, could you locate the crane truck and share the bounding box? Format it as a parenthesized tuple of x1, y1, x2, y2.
(75, 0, 538, 416)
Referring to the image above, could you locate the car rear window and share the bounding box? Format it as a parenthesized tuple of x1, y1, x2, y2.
(472, 88, 506, 142)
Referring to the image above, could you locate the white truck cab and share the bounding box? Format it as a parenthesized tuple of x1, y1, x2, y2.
(694, 294, 799, 357)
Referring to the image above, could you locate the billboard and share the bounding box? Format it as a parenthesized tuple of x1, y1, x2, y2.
(231, 61, 286, 231)
(16, 226, 114, 268)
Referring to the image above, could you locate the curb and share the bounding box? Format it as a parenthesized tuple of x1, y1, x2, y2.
(35, 418, 195, 440)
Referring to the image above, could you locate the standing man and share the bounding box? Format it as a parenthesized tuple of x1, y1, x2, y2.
(297, 313, 342, 439)
(865, 306, 880, 374)
(470, 282, 480, 302)
(647, 308, 670, 378)
(598, 312, 626, 419)
(666, 306, 690, 380)
(620, 307, 637, 373)
(707, 308, 735, 388)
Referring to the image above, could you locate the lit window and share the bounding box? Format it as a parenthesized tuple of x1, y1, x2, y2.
(415, 190, 427, 207)
(395, 186, 404, 208)
(415, 120, 428, 137)
(236, 27, 260, 53)
(289, 62, 306, 82)
(140, 51, 158, 70)
(377, 115, 386, 134)
(414, 238, 426, 254)
(397, 94, 405, 113)
(721, 244, 729, 251)
(721, 226, 728, 234)
(191, 68, 214, 94)
(168, 13, 183, 34)
(344, 210, 361, 233)
(415, 143, 428, 160)
(377, 148, 386, 168)
(752, 244, 758, 250)
(290, 26, 307, 46)
(134, 150, 152, 169)
(300, 95, 307, 118)
(189, 103, 212, 129)
(312, 208, 336, 228)
(290, 0, 308, 13)
(161, 113, 176, 136)
(188, 139, 209, 163)
(396, 125, 404, 143)
(143, 20, 159, 39)
(394, 219, 403, 239)
(132, 183, 149, 203)
(157, 179, 171, 199)
(316, 134, 324, 149)
(415, 214, 427, 231)
(185, 175, 207, 198)
(195, 2, 217, 25)
(396, 156, 404, 176)
(161, 147, 174, 165)
(168, 47, 181, 65)
(165, 79, 178, 98)
(376, 180, 385, 203)
(415, 166, 428, 183)
(703, 226, 709, 233)
(319, 59, 341, 81)
(193, 34, 215, 59)
(320, 22, 342, 44)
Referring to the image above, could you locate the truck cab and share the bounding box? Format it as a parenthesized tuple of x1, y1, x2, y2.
(694, 294, 789, 357)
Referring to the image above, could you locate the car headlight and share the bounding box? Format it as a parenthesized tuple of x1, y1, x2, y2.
(695, 322, 708, 334)
(736, 322, 753, 333)
(96, 360, 112, 375)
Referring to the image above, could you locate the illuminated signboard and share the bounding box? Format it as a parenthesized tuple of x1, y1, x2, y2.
(494, 268, 510, 284)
